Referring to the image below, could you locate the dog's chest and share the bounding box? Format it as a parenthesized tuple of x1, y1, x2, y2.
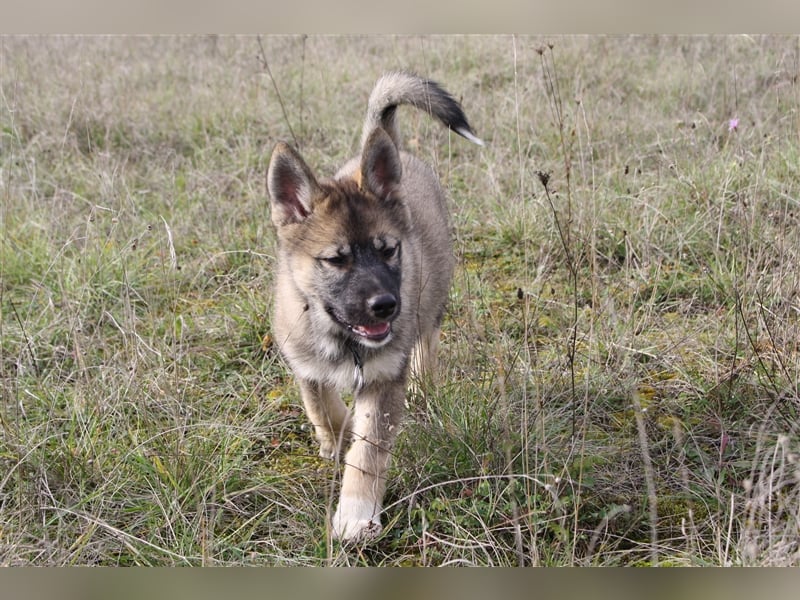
(289, 341, 407, 390)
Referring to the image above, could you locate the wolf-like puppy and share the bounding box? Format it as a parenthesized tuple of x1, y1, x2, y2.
(267, 72, 482, 541)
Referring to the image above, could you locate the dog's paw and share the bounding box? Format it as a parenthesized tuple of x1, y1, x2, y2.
(316, 427, 349, 460)
(317, 440, 338, 460)
(331, 515, 382, 542)
(316, 430, 346, 460)
(331, 496, 382, 542)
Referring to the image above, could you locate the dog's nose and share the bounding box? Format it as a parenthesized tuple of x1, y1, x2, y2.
(367, 293, 397, 319)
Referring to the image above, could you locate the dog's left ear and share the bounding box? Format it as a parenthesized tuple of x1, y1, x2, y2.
(360, 128, 402, 200)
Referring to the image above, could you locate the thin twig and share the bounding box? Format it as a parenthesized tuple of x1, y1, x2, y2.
(537, 44, 580, 444)
(538, 172, 579, 443)
(256, 35, 298, 149)
(632, 389, 659, 566)
(9, 299, 40, 377)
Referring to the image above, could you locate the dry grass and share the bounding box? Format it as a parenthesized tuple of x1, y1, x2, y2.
(2, 34, 799, 566)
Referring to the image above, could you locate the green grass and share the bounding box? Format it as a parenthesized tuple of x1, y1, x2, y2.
(2, 35, 799, 566)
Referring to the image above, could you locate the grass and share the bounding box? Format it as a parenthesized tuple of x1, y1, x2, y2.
(1, 34, 799, 566)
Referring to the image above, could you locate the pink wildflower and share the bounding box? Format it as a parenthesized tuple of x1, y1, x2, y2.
(728, 118, 739, 132)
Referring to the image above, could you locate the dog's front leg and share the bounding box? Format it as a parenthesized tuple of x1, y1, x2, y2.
(297, 379, 350, 460)
(331, 379, 405, 541)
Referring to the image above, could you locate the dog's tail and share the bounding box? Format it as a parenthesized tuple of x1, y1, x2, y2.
(360, 72, 484, 151)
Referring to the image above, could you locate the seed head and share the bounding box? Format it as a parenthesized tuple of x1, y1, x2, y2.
(536, 170, 551, 188)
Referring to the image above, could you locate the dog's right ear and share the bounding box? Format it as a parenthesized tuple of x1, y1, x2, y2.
(267, 142, 321, 226)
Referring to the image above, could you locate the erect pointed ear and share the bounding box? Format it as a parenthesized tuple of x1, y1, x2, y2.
(360, 128, 402, 200)
(267, 142, 321, 226)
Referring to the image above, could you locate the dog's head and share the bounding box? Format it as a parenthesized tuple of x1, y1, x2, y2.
(267, 129, 410, 348)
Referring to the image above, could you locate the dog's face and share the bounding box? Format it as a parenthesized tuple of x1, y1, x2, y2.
(268, 130, 410, 349)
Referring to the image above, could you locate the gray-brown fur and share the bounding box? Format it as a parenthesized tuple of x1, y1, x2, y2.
(267, 73, 481, 542)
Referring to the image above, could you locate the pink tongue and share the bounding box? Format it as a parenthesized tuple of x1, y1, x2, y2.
(355, 322, 390, 337)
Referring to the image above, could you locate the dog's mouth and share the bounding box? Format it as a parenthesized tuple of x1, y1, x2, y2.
(325, 306, 393, 344)
(351, 321, 391, 341)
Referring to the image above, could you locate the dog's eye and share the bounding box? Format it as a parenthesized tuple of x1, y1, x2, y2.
(382, 244, 399, 261)
(320, 254, 349, 268)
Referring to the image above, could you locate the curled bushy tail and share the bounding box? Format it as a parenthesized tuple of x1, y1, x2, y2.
(360, 72, 484, 150)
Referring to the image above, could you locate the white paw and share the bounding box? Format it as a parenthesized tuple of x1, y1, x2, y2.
(318, 439, 338, 460)
(316, 430, 347, 460)
(331, 496, 383, 542)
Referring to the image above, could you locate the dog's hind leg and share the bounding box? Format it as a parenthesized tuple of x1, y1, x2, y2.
(411, 326, 440, 385)
(297, 379, 351, 460)
(408, 326, 442, 407)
